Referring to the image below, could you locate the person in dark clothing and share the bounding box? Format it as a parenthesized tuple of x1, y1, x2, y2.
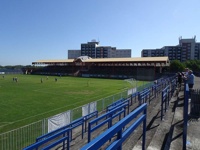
(186, 70, 195, 99)
(177, 72, 182, 87)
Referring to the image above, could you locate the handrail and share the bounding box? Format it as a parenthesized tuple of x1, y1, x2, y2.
(138, 89, 150, 105)
(88, 103, 128, 142)
(161, 85, 170, 120)
(106, 98, 125, 111)
(83, 111, 98, 132)
(183, 83, 189, 150)
(107, 98, 130, 113)
(42, 136, 69, 150)
(37, 112, 99, 142)
(81, 103, 147, 150)
(23, 128, 70, 150)
(130, 91, 139, 104)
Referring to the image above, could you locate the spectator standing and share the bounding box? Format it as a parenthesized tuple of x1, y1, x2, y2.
(186, 70, 195, 99)
(177, 72, 183, 87)
(186, 70, 195, 89)
(183, 68, 189, 79)
(184, 68, 189, 75)
(154, 80, 157, 85)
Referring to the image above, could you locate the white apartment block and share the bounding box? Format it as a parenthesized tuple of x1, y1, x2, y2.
(68, 41, 131, 59)
(141, 36, 200, 62)
(68, 50, 81, 59)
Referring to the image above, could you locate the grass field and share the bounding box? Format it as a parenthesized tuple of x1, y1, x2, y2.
(0, 74, 147, 133)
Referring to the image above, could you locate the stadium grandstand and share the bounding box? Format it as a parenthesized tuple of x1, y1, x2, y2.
(29, 56, 170, 81)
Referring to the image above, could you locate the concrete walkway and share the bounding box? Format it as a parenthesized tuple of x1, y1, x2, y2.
(182, 76, 200, 150)
(138, 76, 200, 150)
(169, 76, 200, 150)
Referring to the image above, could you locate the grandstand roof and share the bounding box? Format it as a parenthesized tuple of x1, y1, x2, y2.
(32, 59, 74, 63)
(32, 57, 169, 65)
(83, 57, 169, 63)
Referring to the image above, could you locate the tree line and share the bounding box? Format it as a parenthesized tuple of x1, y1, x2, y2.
(0, 65, 32, 70)
(170, 60, 200, 74)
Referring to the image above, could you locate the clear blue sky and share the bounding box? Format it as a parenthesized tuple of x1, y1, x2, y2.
(0, 0, 200, 66)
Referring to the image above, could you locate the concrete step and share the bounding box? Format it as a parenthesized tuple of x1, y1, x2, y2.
(144, 76, 200, 150)
(146, 91, 178, 150)
(169, 90, 184, 150)
(131, 96, 165, 150)
(122, 95, 163, 150)
(131, 87, 180, 150)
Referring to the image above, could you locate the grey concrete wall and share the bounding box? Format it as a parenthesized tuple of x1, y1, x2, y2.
(136, 67, 155, 81)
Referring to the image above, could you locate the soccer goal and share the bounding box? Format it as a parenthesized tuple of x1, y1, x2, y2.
(124, 78, 137, 95)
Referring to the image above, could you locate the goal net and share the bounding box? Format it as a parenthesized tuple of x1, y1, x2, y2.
(124, 78, 137, 95)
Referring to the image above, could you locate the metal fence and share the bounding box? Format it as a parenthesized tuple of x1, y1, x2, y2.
(190, 89, 200, 117)
(0, 81, 152, 150)
(0, 120, 46, 150)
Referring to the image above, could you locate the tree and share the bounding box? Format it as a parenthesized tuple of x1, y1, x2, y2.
(170, 60, 185, 72)
(184, 60, 200, 72)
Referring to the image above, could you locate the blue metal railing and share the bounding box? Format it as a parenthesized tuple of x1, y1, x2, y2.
(36, 111, 98, 142)
(23, 75, 178, 150)
(130, 91, 139, 104)
(81, 103, 147, 150)
(42, 136, 69, 150)
(138, 88, 151, 105)
(23, 128, 70, 150)
(106, 98, 125, 111)
(161, 85, 170, 120)
(152, 83, 162, 98)
(88, 103, 128, 142)
(83, 111, 98, 132)
(183, 83, 189, 150)
(107, 98, 130, 113)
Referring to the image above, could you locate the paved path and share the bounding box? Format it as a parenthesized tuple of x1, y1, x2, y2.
(186, 76, 200, 150)
(170, 76, 200, 150)
(136, 76, 200, 150)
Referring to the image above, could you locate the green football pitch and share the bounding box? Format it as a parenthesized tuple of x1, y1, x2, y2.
(0, 74, 147, 133)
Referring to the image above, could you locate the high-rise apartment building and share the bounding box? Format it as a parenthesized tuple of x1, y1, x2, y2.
(68, 49, 81, 59)
(68, 40, 131, 59)
(141, 36, 200, 62)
